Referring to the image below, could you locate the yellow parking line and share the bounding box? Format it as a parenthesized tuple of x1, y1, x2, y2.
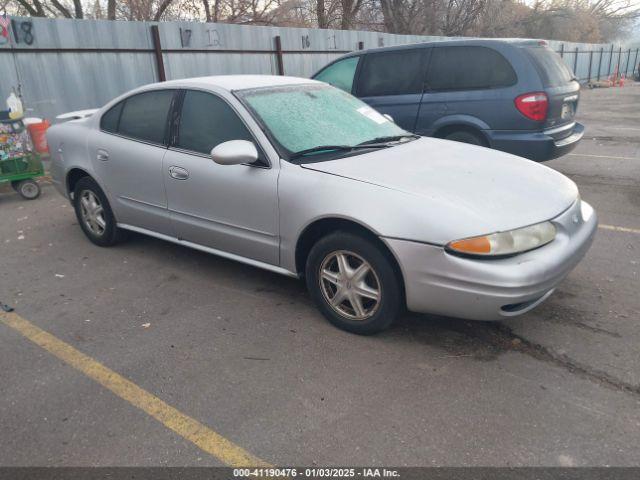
(0, 311, 270, 468)
(599, 224, 640, 235)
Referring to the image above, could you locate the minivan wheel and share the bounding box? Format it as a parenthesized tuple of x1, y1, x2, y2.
(444, 130, 486, 146)
(305, 231, 402, 335)
(73, 176, 125, 247)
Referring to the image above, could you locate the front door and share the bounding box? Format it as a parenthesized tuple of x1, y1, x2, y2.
(90, 89, 176, 235)
(163, 89, 279, 265)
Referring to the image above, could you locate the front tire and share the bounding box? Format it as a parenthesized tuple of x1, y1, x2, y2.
(305, 231, 402, 335)
(73, 176, 124, 247)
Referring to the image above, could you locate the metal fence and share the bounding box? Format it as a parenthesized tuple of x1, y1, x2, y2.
(0, 16, 637, 121)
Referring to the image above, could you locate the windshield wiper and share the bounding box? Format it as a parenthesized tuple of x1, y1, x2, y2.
(357, 134, 420, 146)
(289, 144, 388, 160)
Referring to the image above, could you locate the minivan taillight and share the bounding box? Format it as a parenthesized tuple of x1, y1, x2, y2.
(515, 92, 548, 121)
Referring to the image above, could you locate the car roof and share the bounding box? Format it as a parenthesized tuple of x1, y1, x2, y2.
(337, 38, 547, 58)
(158, 75, 319, 92)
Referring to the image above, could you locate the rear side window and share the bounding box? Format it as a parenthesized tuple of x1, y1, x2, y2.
(523, 46, 574, 87)
(100, 102, 123, 133)
(314, 56, 360, 93)
(427, 46, 517, 91)
(176, 90, 252, 155)
(117, 90, 175, 144)
(358, 49, 424, 97)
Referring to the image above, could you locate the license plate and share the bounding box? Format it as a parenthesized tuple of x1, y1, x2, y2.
(561, 103, 575, 119)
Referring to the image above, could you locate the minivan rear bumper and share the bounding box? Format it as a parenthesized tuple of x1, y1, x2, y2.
(485, 122, 584, 161)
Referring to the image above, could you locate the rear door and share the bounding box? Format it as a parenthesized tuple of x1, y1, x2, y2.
(354, 48, 428, 132)
(522, 46, 580, 131)
(91, 89, 176, 235)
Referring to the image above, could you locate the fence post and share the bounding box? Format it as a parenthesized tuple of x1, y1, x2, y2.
(274, 35, 285, 76)
(617, 46, 622, 77)
(624, 48, 631, 76)
(358, 41, 364, 50)
(559, 44, 564, 57)
(573, 47, 579, 74)
(587, 50, 593, 82)
(150, 25, 166, 82)
(607, 44, 614, 77)
(597, 47, 603, 80)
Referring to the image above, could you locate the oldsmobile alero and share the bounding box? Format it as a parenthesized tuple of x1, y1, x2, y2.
(47, 75, 597, 334)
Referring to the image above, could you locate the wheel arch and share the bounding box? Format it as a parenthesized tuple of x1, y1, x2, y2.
(431, 115, 491, 146)
(66, 167, 93, 198)
(294, 216, 406, 301)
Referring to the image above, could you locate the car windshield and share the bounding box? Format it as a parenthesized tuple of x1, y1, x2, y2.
(236, 84, 411, 160)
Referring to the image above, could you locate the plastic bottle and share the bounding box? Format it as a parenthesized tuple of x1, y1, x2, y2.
(7, 90, 23, 119)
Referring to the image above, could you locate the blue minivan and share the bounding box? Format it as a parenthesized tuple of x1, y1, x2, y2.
(312, 39, 584, 161)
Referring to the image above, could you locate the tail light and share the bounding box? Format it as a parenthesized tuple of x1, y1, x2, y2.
(515, 92, 548, 121)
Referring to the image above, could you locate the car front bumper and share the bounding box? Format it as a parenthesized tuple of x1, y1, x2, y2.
(487, 122, 585, 162)
(384, 199, 597, 321)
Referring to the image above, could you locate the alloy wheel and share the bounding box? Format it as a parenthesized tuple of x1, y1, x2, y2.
(319, 250, 381, 321)
(79, 190, 106, 236)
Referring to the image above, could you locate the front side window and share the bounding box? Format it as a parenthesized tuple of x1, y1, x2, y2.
(176, 90, 252, 155)
(314, 56, 360, 93)
(358, 49, 425, 97)
(427, 46, 517, 91)
(117, 90, 175, 144)
(237, 84, 409, 157)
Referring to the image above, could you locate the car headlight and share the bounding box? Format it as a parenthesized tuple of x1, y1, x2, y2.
(446, 221, 556, 257)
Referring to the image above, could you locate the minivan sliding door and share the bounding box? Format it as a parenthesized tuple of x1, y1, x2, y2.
(354, 48, 430, 132)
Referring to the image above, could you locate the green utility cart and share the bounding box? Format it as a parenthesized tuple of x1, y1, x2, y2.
(0, 115, 44, 200)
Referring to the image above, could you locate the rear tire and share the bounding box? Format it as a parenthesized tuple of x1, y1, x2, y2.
(73, 176, 125, 247)
(16, 179, 41, 200)
(444, 130, 487, 146)
(305, 231, 402, 335)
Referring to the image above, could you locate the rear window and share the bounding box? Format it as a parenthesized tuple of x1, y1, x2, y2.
(357, 49, 424, 97)
(117, 90, 175, 145)
(523, 46, 574, 87)
(427, 46, 517, 91)
(100, 102, 123, 133)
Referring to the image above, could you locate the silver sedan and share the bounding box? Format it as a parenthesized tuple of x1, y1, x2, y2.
(47, 75, 597, 334)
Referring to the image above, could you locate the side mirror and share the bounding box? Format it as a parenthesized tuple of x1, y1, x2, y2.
(383, 114, 394, 123)
(211, 140, 259, 166)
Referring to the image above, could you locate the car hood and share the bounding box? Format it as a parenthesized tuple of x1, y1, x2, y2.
(300, 138, 578, 239)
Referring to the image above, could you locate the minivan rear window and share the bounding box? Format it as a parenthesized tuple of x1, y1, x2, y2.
(523, 46, 575, 87)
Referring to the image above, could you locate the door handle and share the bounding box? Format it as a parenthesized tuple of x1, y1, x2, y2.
(169, 166, 189, 180)
(96, 149, 109, 161)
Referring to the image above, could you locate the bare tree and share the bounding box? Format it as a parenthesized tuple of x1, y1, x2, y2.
(340, 0, 363, 28)
(441, 0, 485, 35)
(107, 0, 116, 18)
(14, 0, 47, 16)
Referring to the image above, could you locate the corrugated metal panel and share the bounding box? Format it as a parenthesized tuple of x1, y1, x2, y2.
(0, 17, 635, 121)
